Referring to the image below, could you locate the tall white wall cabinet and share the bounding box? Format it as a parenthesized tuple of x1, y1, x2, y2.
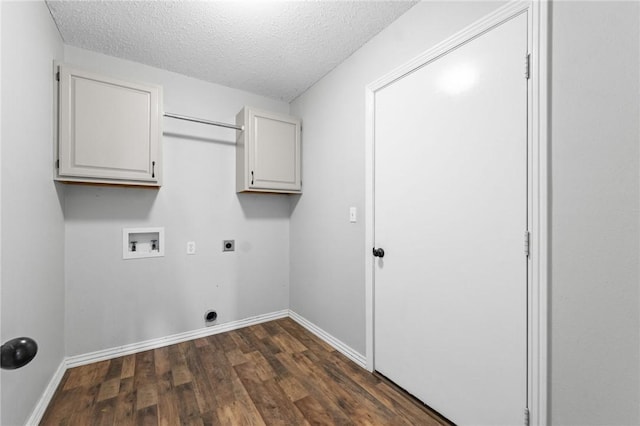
(236, 107, 301, 193)
(55, 64, 163, 187)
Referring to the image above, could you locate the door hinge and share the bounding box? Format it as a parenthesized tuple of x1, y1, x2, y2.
(524, 231, 530, 258)
(525, 54, 531, 80)
(56, 159, 59, 169)
(524, 407, 530, 426)
(56, 71, 60, 82)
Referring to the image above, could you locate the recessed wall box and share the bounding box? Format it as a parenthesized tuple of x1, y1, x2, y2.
(123, 227, 164, 259)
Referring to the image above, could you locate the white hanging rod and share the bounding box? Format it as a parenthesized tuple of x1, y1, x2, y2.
(164, 112, 243, 131)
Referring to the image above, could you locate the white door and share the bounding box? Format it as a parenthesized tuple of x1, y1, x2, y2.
(374, 13, 528, 426)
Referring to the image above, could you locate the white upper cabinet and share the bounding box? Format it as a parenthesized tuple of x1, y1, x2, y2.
(236, 107, 301, 193)
(56, 64, 162, 187)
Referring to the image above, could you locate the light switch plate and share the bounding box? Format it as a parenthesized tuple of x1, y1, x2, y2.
(349, 207, 357, 223)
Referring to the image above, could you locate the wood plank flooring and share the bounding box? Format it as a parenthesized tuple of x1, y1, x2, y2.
(41, 318, 448, 425)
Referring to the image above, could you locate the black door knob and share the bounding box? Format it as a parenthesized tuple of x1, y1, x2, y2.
(372, 247, 385, 258)
(1, 337, 37, 370)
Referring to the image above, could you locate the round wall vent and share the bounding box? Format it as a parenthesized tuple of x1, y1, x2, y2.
(204, 310, 217, 323)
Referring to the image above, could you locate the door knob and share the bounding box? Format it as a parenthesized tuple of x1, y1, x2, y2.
(372, 247, 385, 258)
(1, 337, 37, 370)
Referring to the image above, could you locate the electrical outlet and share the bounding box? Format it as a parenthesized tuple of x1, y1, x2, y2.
(223, 240, 235, 252)
(187, 241, 196, 255)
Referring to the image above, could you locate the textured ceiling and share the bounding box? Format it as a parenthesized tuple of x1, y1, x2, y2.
(46, 1, 417, 101)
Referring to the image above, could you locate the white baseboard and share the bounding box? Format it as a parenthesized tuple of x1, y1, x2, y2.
(288, 310, 367, 368)
(66, 309, 289, 368)
(25, 359, 66, 426)
(26, 308, 365, 425)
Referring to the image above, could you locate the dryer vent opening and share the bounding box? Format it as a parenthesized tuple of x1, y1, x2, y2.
(204, 310, 217, 324)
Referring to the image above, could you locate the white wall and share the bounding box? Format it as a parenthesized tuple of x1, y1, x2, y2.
(289, 1, 504, 357)
(1, 2, 65, 425)
(0, 4, 3, 422)
(550, 2, 640, 425)
(63, 47, 292, 356)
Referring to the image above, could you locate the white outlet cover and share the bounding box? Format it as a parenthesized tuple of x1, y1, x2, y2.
(187, 241, 196, 255)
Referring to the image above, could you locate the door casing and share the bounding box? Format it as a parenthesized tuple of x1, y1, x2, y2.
(363, 1, 549, 425)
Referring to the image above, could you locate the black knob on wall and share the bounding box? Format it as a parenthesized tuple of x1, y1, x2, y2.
(205, 310, 218, 323)
(1, 337, 38, 370)
(372, 247, 385, 258)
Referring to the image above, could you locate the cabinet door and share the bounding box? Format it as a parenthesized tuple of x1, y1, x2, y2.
(57, 65, 162, 185)
(248, 109, 301, 192)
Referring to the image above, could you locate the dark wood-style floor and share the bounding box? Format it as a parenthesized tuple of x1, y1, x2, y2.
(41, 318, 447, 425)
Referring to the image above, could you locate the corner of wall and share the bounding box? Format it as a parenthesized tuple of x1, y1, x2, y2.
(1, 2, 66, 424)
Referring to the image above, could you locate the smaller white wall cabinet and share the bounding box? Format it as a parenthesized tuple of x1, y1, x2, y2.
(56, 64, 162, 187)
(236, 107, 301, 193)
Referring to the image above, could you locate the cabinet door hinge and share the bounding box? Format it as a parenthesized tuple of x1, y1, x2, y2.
(524, 231, 530, 258)
(56, 71, 60, 82)
(525, 54, 531, 80)
(524, 407, 530, 426)
(56, 159, 60, 169)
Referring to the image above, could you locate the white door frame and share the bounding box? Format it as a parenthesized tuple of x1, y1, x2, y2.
(363, 1, 549, 425)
